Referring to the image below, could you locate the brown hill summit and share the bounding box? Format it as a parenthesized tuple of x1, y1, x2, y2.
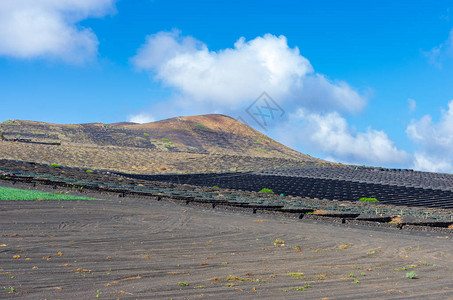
(0, 114, 323, 174)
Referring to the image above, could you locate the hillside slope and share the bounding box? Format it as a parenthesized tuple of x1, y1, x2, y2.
(0, 114, 323, 173)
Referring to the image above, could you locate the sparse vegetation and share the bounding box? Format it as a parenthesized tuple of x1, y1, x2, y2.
(288, 272, 304, 278)
(259, 188, 274, 194)
(178, 282, 189, 286)
(49, 164, 61, 168)
(406, 272, 417, 279)
(86, 169, 94, 173)
(162, 138, 169, 141)
(358, 197, 379, 202)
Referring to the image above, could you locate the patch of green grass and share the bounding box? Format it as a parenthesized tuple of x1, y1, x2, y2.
(358, 197, 379, 202)
(143, 133, 149, 136)
(212, 186, 219, 189)
(288, 272, 304, 278)
(85, 169, 94, 173)
(259, 188, 274, 194)
(257, 149, 267, 153)
(161, 138, 169, 141)
(49, 164, 61, 168)
(0, 187, 96, 201)
(406, 272, 417, 279)
(178, 282, 189, 286)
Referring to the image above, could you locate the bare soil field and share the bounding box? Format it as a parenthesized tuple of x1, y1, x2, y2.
(1, 185, 453, 299)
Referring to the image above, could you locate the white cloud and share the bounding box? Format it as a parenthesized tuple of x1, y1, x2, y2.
(408, 98, 416, 114)
(407, 100, 453, 154)
(0, 0, 116, 63)
(412, 153, 452, 173)
(132, 31, 415, 169)
(406, 100, 453, 172)
(128, 113, 155, 124)
(132, 31, 366, 113)
(278, 109, 410, 166)
(425, 29, 453, 67)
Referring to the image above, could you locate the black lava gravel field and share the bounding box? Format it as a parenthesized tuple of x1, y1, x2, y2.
(119, 168, 453, 210)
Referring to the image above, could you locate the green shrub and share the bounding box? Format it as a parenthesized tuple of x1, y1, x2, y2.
(358, 197, 379, 202)
(49, 164, 61, 168)
(259, 188, 274, 194)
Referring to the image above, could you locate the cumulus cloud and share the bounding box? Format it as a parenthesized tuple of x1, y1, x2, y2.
(412, 153, 452, 173)
(0, 0, 116, 63)
(128, 112, 155, 124)
(406, 100, 453, 172)
(277, 109, 410, 166)
(132, 31, 412, 168)
(132, 31, 366, 113)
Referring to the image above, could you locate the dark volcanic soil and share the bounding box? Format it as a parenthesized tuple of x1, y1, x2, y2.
(1, 190, 453, 299)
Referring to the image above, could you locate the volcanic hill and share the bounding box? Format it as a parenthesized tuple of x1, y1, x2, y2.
(0, 114, 323, 174)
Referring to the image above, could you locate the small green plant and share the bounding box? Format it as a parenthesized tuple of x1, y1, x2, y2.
(349, 273, 355, 278)
(257, 149, 267, 153)
(273, 238, 285, 246)
(361, 272, 366, 276)
(212, 186, 219, 189)
(195, 285, 206, 289)
(162, 138, 169, 141)
(259, 188, 274, 193)
(49, 164, 61, 168)
(406, 272, 417, 279)
(353, 279, 359, 284)
(358, 197, 379, 202)
(295, 283, 310, 291)
(143, 133, 149, 136)
(96, 289, 100, 298)
(178, 282, 189, 286)
(86, 169, 94, 173)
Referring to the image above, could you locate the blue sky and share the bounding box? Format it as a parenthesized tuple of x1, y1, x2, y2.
(1, 0, 453, 172)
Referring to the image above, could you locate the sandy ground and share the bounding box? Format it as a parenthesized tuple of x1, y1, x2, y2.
(1, 191, 453, 299)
